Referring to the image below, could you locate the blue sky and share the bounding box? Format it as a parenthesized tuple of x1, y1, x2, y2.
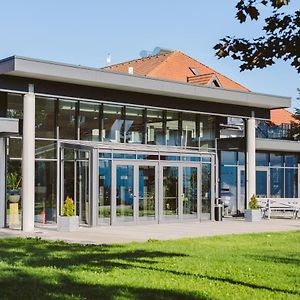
(0, 0, 299, 109)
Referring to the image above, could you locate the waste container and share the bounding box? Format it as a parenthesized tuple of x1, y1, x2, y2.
(214, 204, 223, 221)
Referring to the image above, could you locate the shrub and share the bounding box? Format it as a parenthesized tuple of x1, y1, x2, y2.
(62, 196, 75, 216)
(249, 194, 259, 209)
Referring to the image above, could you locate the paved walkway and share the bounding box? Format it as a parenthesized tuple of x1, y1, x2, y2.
(0, 218, 299, 245)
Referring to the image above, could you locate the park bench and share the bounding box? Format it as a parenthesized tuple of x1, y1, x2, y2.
(258, 198, 300, 219)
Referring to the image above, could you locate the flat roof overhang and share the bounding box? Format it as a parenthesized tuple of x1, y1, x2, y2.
(256, 138, 300, 153)
(0, 118, 19, 136)
(0, 55, 291, 110)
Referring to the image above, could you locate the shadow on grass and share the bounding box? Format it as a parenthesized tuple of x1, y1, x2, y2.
(248, 254, 300, 266)
(0, 237, 298, 299)
(0, 267, 206, 300)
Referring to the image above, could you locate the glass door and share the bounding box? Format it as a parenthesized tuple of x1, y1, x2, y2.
(256, 167, 269, 198)
(114, 163, 135, 222)
(112, 161, 158, 223)
(138, 164, 158, 221)
(182, 165, 198, 219)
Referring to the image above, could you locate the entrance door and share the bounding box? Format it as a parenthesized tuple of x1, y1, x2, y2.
(112, 161, 158, 223)
(256, 167, 269, 198)
(160, 163, 200, 221)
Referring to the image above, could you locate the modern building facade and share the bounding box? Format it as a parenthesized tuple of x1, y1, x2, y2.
(0, 52, 298, 231)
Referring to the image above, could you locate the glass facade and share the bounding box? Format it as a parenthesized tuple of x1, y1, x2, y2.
(220, 151, 299, 216)
(4, 89, 298, 227)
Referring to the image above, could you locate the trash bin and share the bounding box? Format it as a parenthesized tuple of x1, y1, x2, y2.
(214, 204, 223, 221)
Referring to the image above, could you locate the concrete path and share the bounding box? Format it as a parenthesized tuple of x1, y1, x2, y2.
(0, 218, 299, 245)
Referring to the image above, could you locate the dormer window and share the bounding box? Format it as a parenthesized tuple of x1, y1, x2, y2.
(212, 80, 220, 87)
(189, 67, 200, 76)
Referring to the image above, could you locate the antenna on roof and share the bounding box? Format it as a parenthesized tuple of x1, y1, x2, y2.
(106, 53, 111, 64)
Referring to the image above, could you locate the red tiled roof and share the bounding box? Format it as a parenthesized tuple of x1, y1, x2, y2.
(270, 109, 297, 125)
(103, 50, 250, 92)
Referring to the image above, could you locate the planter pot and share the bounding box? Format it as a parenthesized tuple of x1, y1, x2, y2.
(8, 194, 20, 203)
(245, 209, 262, 222)
(57, 216, 79, 232)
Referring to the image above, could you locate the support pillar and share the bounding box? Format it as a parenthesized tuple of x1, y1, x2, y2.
(246, 117, 256, 206)
(0, 138, 5, 227)
(22, 91, 35, 232)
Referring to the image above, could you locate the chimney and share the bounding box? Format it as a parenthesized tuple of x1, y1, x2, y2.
(128, 67, 134, 75)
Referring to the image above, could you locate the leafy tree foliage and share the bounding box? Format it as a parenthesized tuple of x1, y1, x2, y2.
(214, 0, 300, 72)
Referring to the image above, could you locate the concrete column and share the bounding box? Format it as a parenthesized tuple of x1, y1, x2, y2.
(22, 92, 35, 232)
(0, 138, 5, 227)
(246, 117, 256, 205)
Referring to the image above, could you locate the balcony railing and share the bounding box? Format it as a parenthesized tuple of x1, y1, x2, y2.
(256, 122, 295, 140)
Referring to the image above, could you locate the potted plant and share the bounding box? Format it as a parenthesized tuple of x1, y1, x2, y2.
(7, 172, 21, 203)
(57, 196, 79, 231)
(245, 194, 262, 222)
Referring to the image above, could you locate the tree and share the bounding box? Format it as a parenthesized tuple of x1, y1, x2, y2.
(289, 90, 300, 140)
(214, 0, 300, 72)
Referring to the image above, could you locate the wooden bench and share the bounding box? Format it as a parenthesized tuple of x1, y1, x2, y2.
(258, 198, 300, 219)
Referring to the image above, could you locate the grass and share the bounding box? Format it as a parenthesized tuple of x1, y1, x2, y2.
(0, 231, 299, 299)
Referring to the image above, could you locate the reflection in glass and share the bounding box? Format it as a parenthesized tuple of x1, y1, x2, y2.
(182, 113, 197, 148)
(270, 153, 284, 167)
(256, 152, 269, 166)
(35, 161, 57, 223)
(102, 105, 123, 143)
(116, 165, 134, 221)
(199, 115, 216, 149)
(270, 168, 284, 197)
(220, 166, 237, 215)
(202, 163, 211, 220)
(99, 160, 111, 223)
(182, 167, 197, 218)
(63, 161, 74, 206)
(285, 155, 298, 167)
(285, 168, 298, 198)
(125, 107, 144, 144)
(238, 170, 245, 214)
(76, 158, 89, 225)
(221, 151, 237, 165)
(7, 94, 23, 118)
(166, 111, 180, 146)
(139, 166, 155, 220)
(79, 102, 100, 141)
(58, 99, 77, 140)
(146, 109, 164, 145)
(6, 160, 22, 229)
(256, 170, 268, 197)
(35, 140, 56, 159)
(35, 97, 56, 138)
(8, 138, 22, 158)
(163, 166, 178, 217)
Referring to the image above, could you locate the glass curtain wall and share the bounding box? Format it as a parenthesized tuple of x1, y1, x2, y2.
(166, 111, 181, 146)
(182, 113, 197, 148)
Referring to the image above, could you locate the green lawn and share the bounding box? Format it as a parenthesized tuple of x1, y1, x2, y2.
(0, 231, 299, 300)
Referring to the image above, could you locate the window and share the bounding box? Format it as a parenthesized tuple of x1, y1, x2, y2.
(182, 113, 197, 148)
(189, 67, 200, 76)
(124, 107, 145, 144)
(102, 105, 124, 143)
(146, 109, 164, 145)
(35, 97, 56, 139)
(58, 99, 77, 140)
(79, 101, 100, 141)
(166, 111, 181, 146)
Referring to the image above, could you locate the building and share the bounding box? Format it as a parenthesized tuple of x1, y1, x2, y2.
(0, 51, 298, 231)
